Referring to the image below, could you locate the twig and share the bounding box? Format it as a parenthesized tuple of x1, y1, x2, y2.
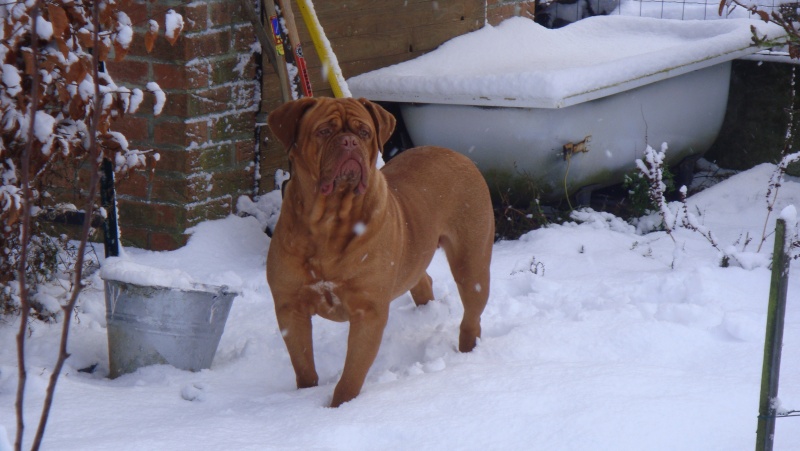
(29, 2, 104, 449)
(14, 3, 41, 449)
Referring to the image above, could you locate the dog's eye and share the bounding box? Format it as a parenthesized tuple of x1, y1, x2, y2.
(317, 128, 332, 138)
(358, 129, 370, 139)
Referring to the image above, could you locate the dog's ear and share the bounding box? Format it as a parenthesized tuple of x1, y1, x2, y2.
(358, 98, 396, 151)
(268, 98, 319, 151)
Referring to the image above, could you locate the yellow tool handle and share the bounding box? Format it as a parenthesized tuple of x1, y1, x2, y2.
(295, 0, 351, 98)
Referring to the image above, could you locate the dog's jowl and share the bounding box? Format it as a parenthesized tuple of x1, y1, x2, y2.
(266, 97, 494, 407)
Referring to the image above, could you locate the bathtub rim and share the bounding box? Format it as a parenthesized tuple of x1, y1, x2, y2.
(351, 47, 759, 110)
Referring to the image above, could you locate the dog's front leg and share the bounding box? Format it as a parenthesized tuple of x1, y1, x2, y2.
(330, 303, 389, 407)
(275, 300, 319, 389)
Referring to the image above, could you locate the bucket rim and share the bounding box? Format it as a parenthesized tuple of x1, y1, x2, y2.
(102, 277, 241, 296)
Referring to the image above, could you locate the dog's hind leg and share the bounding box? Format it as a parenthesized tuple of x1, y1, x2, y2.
(440, 234, 492, 353)
(409, 272, 434, 306)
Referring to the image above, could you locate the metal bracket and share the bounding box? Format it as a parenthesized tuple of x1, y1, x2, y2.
(563, 135, 592, 160)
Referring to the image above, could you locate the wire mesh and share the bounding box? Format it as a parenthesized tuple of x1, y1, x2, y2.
(535, 0, 795, 61)
(537, 0, 788, 27)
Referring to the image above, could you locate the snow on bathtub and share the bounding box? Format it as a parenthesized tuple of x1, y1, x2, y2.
(348, 15, 783, 109)
(348, 16, 785, 200)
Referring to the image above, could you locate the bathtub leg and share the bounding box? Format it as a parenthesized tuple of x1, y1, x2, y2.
(574, 184, 599, 207)
(675, 155, 700, 190)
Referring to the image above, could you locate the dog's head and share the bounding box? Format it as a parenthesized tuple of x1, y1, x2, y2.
(268, 97, 396, 196)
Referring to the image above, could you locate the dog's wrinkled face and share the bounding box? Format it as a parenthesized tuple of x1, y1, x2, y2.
(267, 98, 396, 196)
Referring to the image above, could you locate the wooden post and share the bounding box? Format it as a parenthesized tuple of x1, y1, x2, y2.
(755, 218, 791, 451)
(100, 159, 119, 258)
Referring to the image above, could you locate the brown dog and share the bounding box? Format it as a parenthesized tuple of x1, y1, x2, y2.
(266, 97, 494, 407)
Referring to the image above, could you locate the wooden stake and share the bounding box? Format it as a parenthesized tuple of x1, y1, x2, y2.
(755, 218, 791, 451)
(276, 0, 312, 97)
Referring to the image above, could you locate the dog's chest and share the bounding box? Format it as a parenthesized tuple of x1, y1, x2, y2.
(305, 279, 348, 321)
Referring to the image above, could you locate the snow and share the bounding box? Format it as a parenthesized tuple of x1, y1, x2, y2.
(1, 64, 21, 97)
(783, 204, 798, 223)
(164, 9, 184, 42)
(126, 87, 143, 114)
(35, 15, 52, 41)
(32, 110, 55, 143)
(114, 12, 133, 49)
(146, 81, 165, 115)
(348, 16, 785, 108)
(1, 162, 799, 450)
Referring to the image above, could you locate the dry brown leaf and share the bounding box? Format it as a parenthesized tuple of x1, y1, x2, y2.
(42, 54, 60, 73)
(55, 37, 70, 59)
(23, 51, 35, 75)
(77, 28, 93, 48)
(57, 83, 70, 103)
(97, 40, 110, 62)
(145, 29, 157, 53)
(166, 32, 181, 46)
(2, 205, 21, 228)
(47, 4, 69, 40)
(69, 98, 85, 120)
(65, 60, 88, 85)
(113, 41, 128, 62)
(100, 7, 115, 30)
(790, 44, 800, 60)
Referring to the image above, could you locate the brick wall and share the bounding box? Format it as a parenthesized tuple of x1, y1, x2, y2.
(487, 0, 537, 25)
(106, 0, 536, 251)
(108, 0, 260, 250)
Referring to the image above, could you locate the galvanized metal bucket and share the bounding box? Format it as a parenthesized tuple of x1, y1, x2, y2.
(103, 279, 236, 378)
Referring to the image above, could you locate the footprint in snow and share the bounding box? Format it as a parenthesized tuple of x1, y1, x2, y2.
(181, 382, 208, 402)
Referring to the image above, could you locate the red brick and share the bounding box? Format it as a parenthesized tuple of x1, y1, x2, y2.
(153, 62, 210, 90)
(154, 119, 209, 148)
(151, 175, 191, 203)
(118, 199, 186, 229)
(112, 115, 151, 144)
(205, 168, 252, 199)
(208, 1, 247, 28)
(236, 140, 255, 165)
(120, 2, 149, 28)
(151, 148, 198, 173)
(189, 86, 234, 116)
(181, 2, 209, 34)
(232, 24, 257, 52)
(115, 170, 150, 200)
(119, 226, 149, 249)
(106, 59, 151, 86)
(185, 195, 232, 225)
(185, 29, 231, 61)
(150, 230, 189, 251)
(210, 110, 256, 142)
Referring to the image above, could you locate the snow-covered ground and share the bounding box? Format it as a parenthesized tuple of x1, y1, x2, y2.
(1, 161, 799, 450)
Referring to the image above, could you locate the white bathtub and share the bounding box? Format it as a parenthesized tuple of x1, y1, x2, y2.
(348, 16, 784, 201)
